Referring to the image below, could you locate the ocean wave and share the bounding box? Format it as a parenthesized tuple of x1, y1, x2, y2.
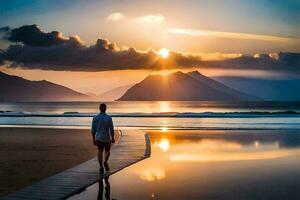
(0, 111, 300, 118)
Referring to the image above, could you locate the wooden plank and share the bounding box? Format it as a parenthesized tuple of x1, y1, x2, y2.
(1, 130, 151, 200)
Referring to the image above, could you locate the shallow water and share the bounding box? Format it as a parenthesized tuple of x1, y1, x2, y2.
(69, 130, 300, 200)
(1, 101, 300, 129)
(2, 101, 300, 114)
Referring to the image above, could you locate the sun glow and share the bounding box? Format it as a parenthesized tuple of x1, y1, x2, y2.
(158, 48, 170, 58)
(159, 101, 170, 112)
(137, 168, 166, 182)
(154, 138, 170, 152)
(161, 127, 168, 132)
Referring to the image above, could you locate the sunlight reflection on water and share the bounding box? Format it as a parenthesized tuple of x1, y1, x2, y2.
(69, 129, 300, 200)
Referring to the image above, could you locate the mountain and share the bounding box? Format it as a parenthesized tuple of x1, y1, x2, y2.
(85, 92, 99, 100)
(187, 71, 259, 100)
(118, 71, 260, 101)
(98, 84, 134, 101)
(0, 71, 90, 101)
(215, 76, 300, 101)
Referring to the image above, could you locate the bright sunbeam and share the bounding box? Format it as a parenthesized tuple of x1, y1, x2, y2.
(161, 127, 168, 132)
(158, 48, 170, 58)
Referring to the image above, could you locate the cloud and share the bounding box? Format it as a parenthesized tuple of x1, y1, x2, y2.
(167, 28, 299, 42)
(107, 12, 126, 22)
(1, 40, 160, 71)
(0, 25, 166, 71)
(0, 25, 300, 74)
(209, 52, 300, 71)
(7, 25, 82, 46)
(137, 14, 165, 24)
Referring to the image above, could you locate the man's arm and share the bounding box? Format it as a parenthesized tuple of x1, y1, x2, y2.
(91, 117, 97, 145)
(110, 117, 115, 143)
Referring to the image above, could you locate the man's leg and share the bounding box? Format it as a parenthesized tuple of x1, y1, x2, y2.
(98, 149, 103, 166)
(104, 142, 111, 170)
(97, 143, 105, 173)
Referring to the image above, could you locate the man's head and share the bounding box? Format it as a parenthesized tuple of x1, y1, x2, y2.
(99, 103, 107, 113)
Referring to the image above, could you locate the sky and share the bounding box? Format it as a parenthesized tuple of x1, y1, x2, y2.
(0, 0, 300, 94)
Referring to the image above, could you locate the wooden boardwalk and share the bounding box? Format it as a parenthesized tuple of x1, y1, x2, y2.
(2, 130, 151, 200)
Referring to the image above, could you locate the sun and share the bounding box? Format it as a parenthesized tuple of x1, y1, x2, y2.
(158, 48, 170, 58)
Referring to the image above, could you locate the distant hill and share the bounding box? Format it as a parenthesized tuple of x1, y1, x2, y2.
(187, 71, 259, 101)
(0, 71, 90, 101)
(215, 76, 300, 101)
(98, 84, 134, 101)
(118, 71, 260, 101)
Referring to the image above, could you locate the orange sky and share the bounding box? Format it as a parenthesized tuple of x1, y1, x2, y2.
(1, 0, 300, 94)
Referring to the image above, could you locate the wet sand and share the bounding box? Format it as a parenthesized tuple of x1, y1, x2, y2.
(0, 127, 118, 197)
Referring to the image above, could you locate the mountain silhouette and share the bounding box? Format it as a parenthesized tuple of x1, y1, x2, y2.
(118, 71, 260, 101)
(0, 71, 89, 101)
(215, 76, 300, 101)
(98, 84, 134, 101)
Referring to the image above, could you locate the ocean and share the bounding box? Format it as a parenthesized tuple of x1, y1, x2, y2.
(1, 101, 300, 130)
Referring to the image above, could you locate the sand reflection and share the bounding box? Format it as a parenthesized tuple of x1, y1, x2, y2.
(150, 130, 300, 162)
(68, 130, 300, 200)
(133, 130, 300, 182)
(169, 149, 300, 162)
(167, 139, 293, 162)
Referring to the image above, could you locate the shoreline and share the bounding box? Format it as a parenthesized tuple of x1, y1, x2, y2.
(2, 124, 300, 131)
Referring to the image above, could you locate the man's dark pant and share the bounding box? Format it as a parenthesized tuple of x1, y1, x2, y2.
(96, 141, 111, 152)
(96, 141, 111, 171)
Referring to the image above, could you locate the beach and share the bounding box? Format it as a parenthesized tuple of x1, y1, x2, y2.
(2, 127, 300, 199)
(1, 100, 300, 199)
(0, 127, 119, 197)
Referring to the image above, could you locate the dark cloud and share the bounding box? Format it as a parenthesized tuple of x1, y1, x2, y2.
(7, 25, 81, 46)
(0, 25, 171, 71)
(208, 52, 300, 72)
(2, 41, 162, 71)
(0, 24, 300, 73)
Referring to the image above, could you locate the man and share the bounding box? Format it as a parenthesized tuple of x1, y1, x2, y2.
(92, 103, 115, 174)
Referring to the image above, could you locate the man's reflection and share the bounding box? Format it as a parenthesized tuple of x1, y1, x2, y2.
(98, 177, 111, 200)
